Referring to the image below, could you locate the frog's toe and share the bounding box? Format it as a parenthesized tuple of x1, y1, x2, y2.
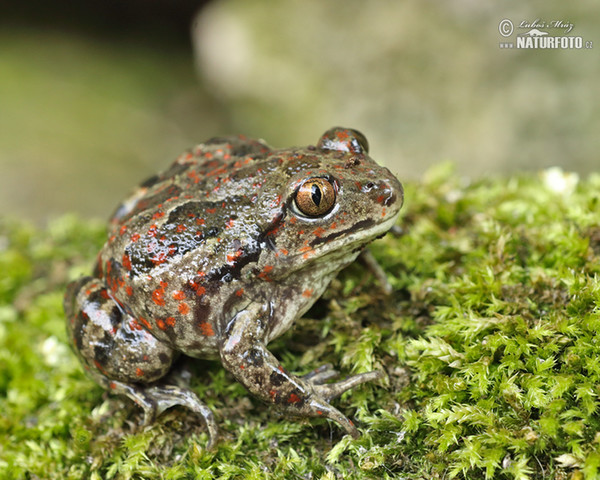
(308, 398, 360, 439)
(313, 370, 384, 401)
(301, 363, 339, 385)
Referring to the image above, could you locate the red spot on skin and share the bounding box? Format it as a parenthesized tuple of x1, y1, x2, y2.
(148, 225, 158, 237)
(381, 207, 386, 218)
(178, 303, 189, 315)
(136, 368, 144, 377)
(355, 181, 362, 190)
(196, 218, 205, 225)
(100, 289, 110, 300)
(122, 254, 132, 271)
(206, 208, 216, 214)
(153, 211, 165, 220)
(330, 222, 337, 230)
(157, 319, 166, 330)
(235, 288, 244, 297)
(196, 286, 206, 297)
(205, 152, 213, 159)
(131, 233, 141, 242)
(317, 410, 323, 415)
(176, 224, 186, 233)
(126, 286, 133, 296)
(119, 225, 127, 235)
(94, 360, 107, 375)
(278, 365, 285, 373)
(302, 289, 313, 298)
(143, 355, 149, 361)
(269, 390, 277, 400)
(289, 217, 297, 225)
(288, 393, 301, 404)
(199, 322, 215, 336)
(109, 382, 117, 389)
(240, 364, 245, 370)
(225, 218, 235, 229)
(166, 317, 176, 327)
(172, 290, 186, 300)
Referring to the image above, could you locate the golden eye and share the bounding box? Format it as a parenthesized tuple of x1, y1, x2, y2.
(294, 178, 336, 217)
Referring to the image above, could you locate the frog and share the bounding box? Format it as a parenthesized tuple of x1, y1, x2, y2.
(64, 127, 403, 448)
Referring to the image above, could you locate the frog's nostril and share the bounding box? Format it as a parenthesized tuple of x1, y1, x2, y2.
(384, 191, 397, 207)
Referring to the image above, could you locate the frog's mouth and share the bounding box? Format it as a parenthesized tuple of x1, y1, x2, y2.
(286, 211, 401, 274)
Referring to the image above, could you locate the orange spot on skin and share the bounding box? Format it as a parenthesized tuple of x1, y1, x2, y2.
(225, 218, 235, 229)
(126, 286, 133, 296)
(381, 207, 386, 218)
(176, 224, 186, 233)
(152, 288, 165, 306)
(235, 288, 244, 297)
(196, 218, 205, 225)
(166, 317, 176, 327)
(109, 382, 117, 390)
(199, 322, 215, 336)
(178, 303, 190, 315)
(140, 317, 153, 330)
(153, 211, 165, 220)
(302, 289, 313, 298)
(257, 265, 274, 281)
(129, 319, 143, 331)
(196, 286, 206, 297)
(131, 233, 141, 242)
(119, 225, 127, 235)
(157, 319, 166, 330)
(269, 390, 277, 400)
(240, 364, 245, 370)
(172, 290, 186, 300)
(136, 368, 144, 377)
(206, 208, 216, 214)
(100, 289, 110, 300)
(122, 254, 132, 271)
(312, 227, 326, 237)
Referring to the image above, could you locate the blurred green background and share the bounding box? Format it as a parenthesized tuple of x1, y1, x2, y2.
(1, 0, 597, 223)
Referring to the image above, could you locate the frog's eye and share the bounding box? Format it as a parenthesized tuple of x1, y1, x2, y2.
(294, 178, 337, 217)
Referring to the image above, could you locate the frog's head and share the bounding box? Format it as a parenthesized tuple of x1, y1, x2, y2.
(259, 127, 403, 278)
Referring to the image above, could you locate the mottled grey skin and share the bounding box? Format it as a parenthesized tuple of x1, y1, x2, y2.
(64, 127, 403, 447)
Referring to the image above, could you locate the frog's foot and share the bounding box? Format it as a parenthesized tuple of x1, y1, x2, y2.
(298, 367, 384, 438)
(108, 379, 219, 449)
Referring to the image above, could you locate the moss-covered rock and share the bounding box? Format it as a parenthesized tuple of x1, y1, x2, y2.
(1, 166, 599, 479)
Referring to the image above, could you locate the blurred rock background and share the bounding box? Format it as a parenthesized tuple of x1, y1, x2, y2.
(1, 0, 597, 223)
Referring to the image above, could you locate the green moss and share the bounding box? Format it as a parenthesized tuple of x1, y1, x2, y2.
(1, 167, 599, 479)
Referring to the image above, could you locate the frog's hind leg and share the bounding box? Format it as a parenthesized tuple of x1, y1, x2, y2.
(64, 277, 218, 447)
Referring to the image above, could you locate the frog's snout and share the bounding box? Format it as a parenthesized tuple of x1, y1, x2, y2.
(361, 177, 404, 212)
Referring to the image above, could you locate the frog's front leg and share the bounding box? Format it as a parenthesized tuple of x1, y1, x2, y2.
(219, 302, 383, 438)
(64, 277, 219, 447)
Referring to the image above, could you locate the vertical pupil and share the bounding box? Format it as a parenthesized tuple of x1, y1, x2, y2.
(311, 184, 322, 206)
